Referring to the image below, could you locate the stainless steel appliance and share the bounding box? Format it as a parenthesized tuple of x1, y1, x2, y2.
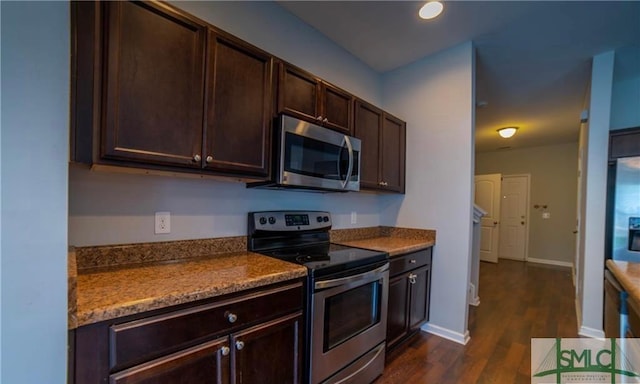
(247, 115, 361, 192)
(248, 211, 388, 384)
(610, 156, 640, 262)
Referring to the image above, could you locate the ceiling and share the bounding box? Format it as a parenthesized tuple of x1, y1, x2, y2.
(278, 1, 640, 152)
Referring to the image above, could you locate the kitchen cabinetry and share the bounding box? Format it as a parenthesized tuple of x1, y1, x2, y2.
(72, 1, 273, 178)
(278, 63, 353, 134)
(627, 296, 640, 338)
(354, 99, 406, 193)
(386, 248, 432, 351)
(70, 281, 303, 384)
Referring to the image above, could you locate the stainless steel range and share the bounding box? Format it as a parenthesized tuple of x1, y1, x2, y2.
(248, 211, 389, 384)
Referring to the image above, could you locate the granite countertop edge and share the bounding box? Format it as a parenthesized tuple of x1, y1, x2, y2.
(70, 252, 307, 329)
(606, 259, 640, 304)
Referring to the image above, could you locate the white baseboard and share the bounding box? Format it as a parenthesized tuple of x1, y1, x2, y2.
(421, 323, 470, 345)
(469, 296, 480, 306)
(526, 257, 573, 268)
(579, 325, 605, 339)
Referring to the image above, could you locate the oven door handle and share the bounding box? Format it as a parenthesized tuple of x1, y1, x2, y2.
(315, 263, 389, 290)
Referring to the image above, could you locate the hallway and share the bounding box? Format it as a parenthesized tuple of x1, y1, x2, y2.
(376, 260, 578, 383)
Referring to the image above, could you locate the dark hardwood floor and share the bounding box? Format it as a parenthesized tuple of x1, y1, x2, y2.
(376, 259, 578, 384)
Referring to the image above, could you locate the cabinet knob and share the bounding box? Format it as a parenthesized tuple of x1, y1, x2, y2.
(206, 155, 214, 163)
(409, 259, 417, 264)
(193, 154, 201, 162)
(235, 341, 245, 351)
(316, 116, 323, 121)
(323, 117, 328, 123)
(380, 181, 388, 187)
(220, 346, 230, 356)
(226, 312, 237, 323)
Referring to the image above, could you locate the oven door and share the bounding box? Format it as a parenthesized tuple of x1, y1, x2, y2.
(310, 262, 388, 384)
(278, 115, 360, 192)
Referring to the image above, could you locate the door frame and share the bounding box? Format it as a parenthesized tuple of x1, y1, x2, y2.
(499, 174, 531, 262)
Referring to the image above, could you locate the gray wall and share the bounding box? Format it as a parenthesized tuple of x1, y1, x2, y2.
(475, 142, 579, 264)
(1, 2, 69, 382)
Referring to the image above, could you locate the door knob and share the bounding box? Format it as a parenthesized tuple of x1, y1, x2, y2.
(521, 221, 525, 225)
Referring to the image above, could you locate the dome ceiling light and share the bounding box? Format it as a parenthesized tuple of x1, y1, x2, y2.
(497, 127, 518, 138)
(419, 1, 444, 20)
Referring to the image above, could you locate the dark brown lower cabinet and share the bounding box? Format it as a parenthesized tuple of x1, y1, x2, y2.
(386, 248, 432, 351)
(70, 281, 303, 384)
(110, 338, 230, 384)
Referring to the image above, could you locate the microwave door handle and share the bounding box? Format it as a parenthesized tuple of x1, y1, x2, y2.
(342, 135, 354, 189)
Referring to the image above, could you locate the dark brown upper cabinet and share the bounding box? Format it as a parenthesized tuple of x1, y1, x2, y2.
(354, 99, 406, 193)
(204, 30, 273, 177)
(101, 1, 207, 168)
(278, 63, 353, 134)
(72, 1, 273, 179)
(609, 126, 640, 161)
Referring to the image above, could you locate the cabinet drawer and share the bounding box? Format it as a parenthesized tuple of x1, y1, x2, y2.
(389, 248, 432, 277)
(628, 296, 640, 338)
(109, 282, 302, 370)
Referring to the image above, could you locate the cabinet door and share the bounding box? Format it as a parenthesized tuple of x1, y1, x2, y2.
(354, 100, 383, 190)
(231, 312, 303, 384)
(205, 31, 273, 177)
(408, 266, 431, 331)
(321, 82, 353, 134)
(102, 1, 206, 167)
(381, 114, 406, 193)
(278, 64, 320, 123)
(110, 337, 230, 384)
(386, 273, 410, 349)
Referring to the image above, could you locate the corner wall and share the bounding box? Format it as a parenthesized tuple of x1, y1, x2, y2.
(578, 50, 615, 338)
(475, 142, 579, 264)
(1, 2, 69, 382)
(381, 42, 476, 343)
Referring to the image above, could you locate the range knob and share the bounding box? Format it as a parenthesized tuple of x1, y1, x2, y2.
(259, 217, 267, 225)
(316, 216, 323, 223)
(323, 216, 329, 222)
(268, 216, 276, 225)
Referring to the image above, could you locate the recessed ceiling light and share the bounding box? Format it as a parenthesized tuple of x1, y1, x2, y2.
(497, 127, 518, 138)
(419, 1, 444, 20)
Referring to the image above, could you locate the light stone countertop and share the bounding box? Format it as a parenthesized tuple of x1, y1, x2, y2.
(70, 251, 306, 329)
(607, 260, 640, 304)
(334, 237, 435, 257)
(331, 226, 435, 257)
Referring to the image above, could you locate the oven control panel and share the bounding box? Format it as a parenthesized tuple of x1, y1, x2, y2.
(250, 210, 332, 232)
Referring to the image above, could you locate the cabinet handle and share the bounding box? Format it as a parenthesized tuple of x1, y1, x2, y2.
(378, 181, 385, 186)
(193, 154, 201, 162)
(323, 117, 328, 123)
(206, 155, 213, 163)
(316, 116, 323, 121)
(220, 346, 230, 356)
(235, 341, 245, 351)
(408, 273, 417, 284)
(225, 311, 237, 323)
(381, 181, 388, 187)
(409, 259, 417, 264)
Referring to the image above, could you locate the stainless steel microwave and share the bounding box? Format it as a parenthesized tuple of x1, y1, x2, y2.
(248, 115, 361, 192)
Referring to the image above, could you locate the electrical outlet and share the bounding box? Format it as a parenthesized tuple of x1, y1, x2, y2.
(155, 212, 171, 234)
(542, 212, 551, 219)
(351, 211, 357, 224)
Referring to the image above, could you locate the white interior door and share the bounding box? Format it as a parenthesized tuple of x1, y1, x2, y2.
(474, 174, 502, 263)
(498, 175, 530, 261)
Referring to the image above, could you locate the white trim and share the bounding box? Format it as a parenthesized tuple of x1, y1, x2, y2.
(420, 323, 470, 345)
(526, 257, 573, 268)
(572, 264, 576, 287)
(579, 325, 605, 339)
